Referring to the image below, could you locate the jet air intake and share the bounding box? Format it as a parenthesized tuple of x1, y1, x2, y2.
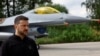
(28, 27, 47, 37)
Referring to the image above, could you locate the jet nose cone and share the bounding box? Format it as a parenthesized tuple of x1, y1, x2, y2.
(63, 14, 91, 24)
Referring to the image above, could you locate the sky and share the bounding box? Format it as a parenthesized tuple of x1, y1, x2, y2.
(52, 0, 87, 17)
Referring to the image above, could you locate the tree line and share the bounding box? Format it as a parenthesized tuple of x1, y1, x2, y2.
(0, 0, 52, 18)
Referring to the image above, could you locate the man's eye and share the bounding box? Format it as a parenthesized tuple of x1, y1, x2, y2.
(22, 25, 29, 27)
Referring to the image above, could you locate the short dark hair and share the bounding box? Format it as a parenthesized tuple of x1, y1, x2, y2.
(14, 15, 28, 24)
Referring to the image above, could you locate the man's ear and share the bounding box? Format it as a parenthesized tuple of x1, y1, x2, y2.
(14, 24, 17, 29)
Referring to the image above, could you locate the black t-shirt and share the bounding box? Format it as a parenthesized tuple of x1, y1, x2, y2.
(1, 35, 39, 56)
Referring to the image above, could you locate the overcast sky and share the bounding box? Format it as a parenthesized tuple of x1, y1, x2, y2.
(52, 0, 87, 17)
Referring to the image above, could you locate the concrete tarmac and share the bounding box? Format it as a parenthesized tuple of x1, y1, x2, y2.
(39, 42, 100, 56)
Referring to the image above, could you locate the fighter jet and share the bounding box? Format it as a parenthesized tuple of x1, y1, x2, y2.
(0, 7, 91, 44)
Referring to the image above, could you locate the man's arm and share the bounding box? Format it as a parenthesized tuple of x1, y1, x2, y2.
(32, 40, 39, 56)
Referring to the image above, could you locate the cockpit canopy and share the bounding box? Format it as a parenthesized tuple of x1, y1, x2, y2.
(34, 7, 60, 14)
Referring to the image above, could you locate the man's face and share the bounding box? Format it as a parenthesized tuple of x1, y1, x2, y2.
(15, 20, 29, 36)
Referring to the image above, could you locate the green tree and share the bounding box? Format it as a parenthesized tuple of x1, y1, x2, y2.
(0, 0, 6, 18)
(0, 0, 52, 17)
(82, 0, 100, 30)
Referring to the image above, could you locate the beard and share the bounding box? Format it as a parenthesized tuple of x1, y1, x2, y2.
(18, 29, 28, 37)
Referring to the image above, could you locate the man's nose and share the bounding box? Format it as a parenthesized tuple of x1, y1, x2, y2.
(25, 26, 29, 30)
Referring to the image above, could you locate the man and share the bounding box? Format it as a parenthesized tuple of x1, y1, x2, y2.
(1, 16, 39, 56)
